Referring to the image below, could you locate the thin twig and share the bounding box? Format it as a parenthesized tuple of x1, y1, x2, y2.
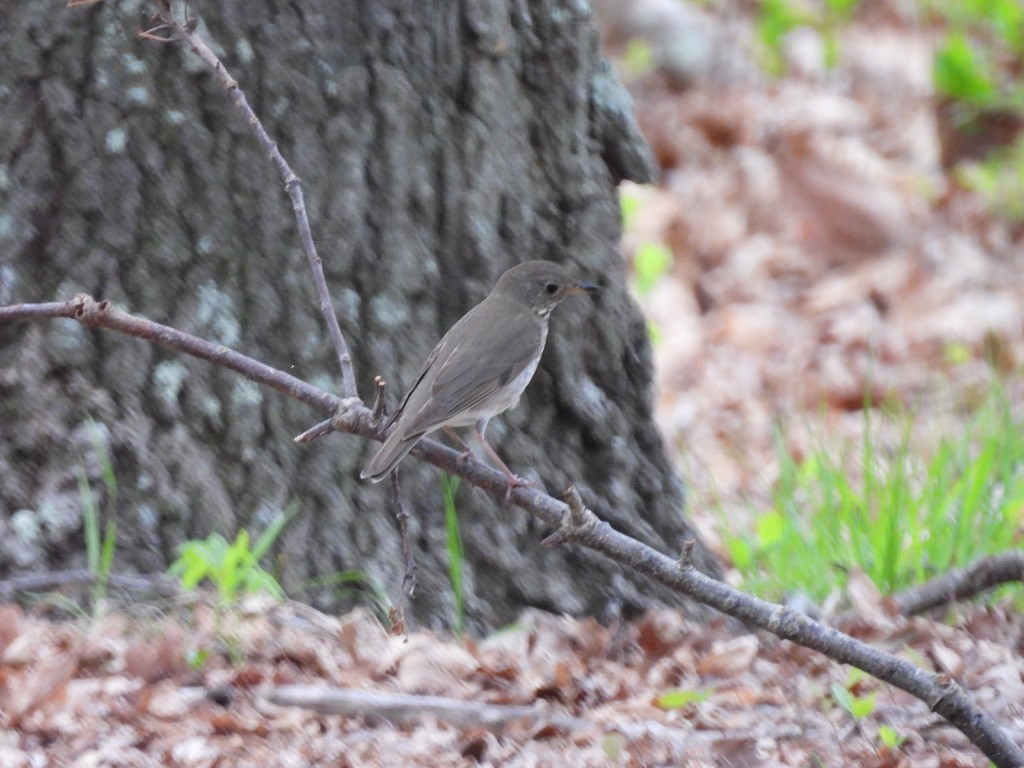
(264, 686, 589, 730)
(389, 473, 417, 598)
(894, 550, 1024, 617)
(265, 685, 833, 746)
(293, 419, 335, 444)
(154, 8, 358, 399)
(3, 299, 1024, 767)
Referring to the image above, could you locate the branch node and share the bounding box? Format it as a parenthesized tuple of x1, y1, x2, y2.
(541, 485, 599, 548)
(70, 293, 112, 326)
(677, 539, 696, 571)
(565, 484, 588, 526)
(330, 396, 363, 430)
(371, 376, 389, 422)
(294, 396, 364, 444)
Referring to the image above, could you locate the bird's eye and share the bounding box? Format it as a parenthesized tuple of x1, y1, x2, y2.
(545, 283, 559, 294)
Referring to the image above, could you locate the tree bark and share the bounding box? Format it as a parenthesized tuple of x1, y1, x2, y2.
(0, 0, 719, 630)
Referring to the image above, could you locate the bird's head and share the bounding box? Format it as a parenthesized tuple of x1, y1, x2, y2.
(493, 260, 599, 318)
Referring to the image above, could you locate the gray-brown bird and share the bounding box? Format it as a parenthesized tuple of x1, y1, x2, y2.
(361, 260, 598, 484)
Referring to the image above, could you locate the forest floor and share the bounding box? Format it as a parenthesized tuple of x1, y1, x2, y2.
(4, 594, 1023, 767)
(6, 0, 1024, 766)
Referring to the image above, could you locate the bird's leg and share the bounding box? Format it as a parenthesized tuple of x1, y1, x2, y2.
(443, 427, 474, 465)
(473, 419, 534, 499)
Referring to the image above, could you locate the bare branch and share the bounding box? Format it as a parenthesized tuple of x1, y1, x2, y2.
(389, 473, 417, 599)
(150, 7, 358, 399)
(292, 419, 335, 445)
(264, 686, 589, 731)
(3, 296, 1024, 767)
(261, 684, 900, 748)
(0, 295, 338, 413)
(836, 550, 1024, 624)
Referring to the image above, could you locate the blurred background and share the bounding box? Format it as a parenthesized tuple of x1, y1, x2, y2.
(597, 0, 1024, 599)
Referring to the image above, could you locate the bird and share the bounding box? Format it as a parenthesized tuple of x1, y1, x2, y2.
(361, 260, 598, 485)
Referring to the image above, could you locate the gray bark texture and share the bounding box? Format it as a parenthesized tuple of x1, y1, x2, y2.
(0, 0, 720, 630)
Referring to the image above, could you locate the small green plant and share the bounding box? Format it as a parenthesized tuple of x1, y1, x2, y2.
(441, 473, 466, 635)
(933, 31, 998, 104)
(755, 0, 862, 75)
(170, 508, 292, 605)
(956, 135, 1024, 220)
(632, 242, 673, 296)
(928, 0, 1024, 218)
(620, 186, 670, 344)
(655, 687, 712, 710)
(877, 724, 906, 750)
(725, 384, 1024, 601)
(620, 186, 673, 297)
(186, 647, 212, 670)
(622, 38, 655, 78)
(831, 682, 877, 718)
(76, 420, 118, 613)
(619, 186, 643, 230)
(831, 669, 878, 719)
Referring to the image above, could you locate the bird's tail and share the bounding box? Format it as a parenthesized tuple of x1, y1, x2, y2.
(360, 430, 423, 482)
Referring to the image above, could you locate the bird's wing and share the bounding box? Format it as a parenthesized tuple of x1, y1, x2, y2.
(384, 336, 447, 430)
(401, 297, 543, 435)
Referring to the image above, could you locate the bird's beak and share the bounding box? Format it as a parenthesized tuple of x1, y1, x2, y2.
(565, 281, 599, 297)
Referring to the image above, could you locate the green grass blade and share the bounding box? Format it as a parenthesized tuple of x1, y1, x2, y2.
(441, 473, 465, 635)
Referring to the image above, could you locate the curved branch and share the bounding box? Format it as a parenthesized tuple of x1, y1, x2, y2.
(2, 298, 1022, 767)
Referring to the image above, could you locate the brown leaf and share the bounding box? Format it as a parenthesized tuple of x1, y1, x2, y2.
(846, 569, 896, 630)
(6, 653, 78, 725)
(634, 610, 688, 660)
(0, 605, 25, 655)
(928, 641, 964, 678)
(695, 635, 759, 677)
(124, 625, 187, 683)
(394, 639, 477, 694)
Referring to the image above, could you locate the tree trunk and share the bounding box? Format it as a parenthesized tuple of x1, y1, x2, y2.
(0, 0, 719, 630)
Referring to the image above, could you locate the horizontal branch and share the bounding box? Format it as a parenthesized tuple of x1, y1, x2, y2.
(0, 569, 179, 601)
(3, 296, 1022, 767)
(0, 296, 339, 415)
(265, 686, 588, 731)
(265, 685, 813, 746)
